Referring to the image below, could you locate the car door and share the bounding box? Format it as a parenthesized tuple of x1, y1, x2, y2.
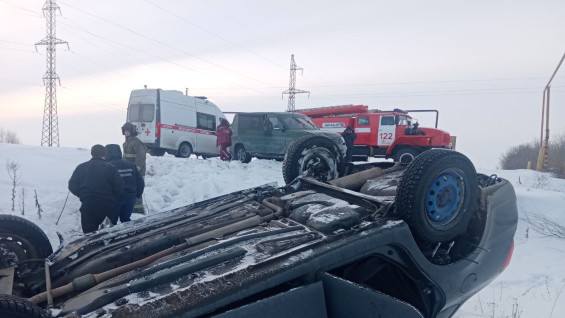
(237, 114, 265, 154)
(195, 111, 217, 154)
(378, 115, 396, 146)
(264, 115, 286, 155)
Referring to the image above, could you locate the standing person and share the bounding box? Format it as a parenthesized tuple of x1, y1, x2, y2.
(105, 144, 145, 225)
(68, 144, 124, 234)
(216, 118, 232, 161)
(341, 126, 357, 162)
(122, 122, 147, 214)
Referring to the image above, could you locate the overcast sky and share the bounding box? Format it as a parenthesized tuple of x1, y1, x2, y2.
(1, 0, 564, 169)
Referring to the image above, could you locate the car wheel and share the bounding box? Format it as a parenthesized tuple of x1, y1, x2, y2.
(0, 294, 49, 318)
(175, 143, 192, 158)
(393, 147, 420, 164)
(396, 149, 478, 243)
(0, 215, 53, 270)
(282, 135, 342, 184)
(149, 148, 166, 157)
(234, 145, 251, 163)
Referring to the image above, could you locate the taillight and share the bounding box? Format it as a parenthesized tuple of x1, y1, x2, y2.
(156, 122, 161, 138)
(502, 240, 514, 272)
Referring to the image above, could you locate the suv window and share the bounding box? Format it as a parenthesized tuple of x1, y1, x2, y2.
(129, 104, 154, 122)
(238, 115, 263, 130)
(280, 115, 318, 130)
(197, 112, 216, 131)
(267, 115, 283, 129)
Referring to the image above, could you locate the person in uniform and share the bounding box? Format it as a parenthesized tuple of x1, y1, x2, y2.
(341, 126, 357, 162)
(216, 118, 233, 161)
(121, 122, 147, 213)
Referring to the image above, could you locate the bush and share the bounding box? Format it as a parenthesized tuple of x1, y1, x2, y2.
(0, 128, 20, 144)
(500, 133, 565, 176)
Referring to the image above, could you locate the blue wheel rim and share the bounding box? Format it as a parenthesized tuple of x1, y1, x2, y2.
(425, 170, 464, 226)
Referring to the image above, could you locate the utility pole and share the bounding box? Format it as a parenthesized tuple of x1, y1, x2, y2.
(536, 51, 565, 171)
(35, 0, 69, 147)
(282, 54, 309, 112)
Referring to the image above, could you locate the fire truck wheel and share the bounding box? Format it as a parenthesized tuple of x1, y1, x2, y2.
(0, 215, 53, 270)
(283, 135, 342, 184)
(0, 294, 49, 318)
(393, 147, 420, 164)
(149, 148, 166, 157)
(176, 142, 193, 158)
(234, 145, 252, 163)
(395, 149, 478, 243)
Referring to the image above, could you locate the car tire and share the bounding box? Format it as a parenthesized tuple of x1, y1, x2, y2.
(149, 148, 166, 157)
(0, 215, 53, 269)
(393, 147, 420, 164)
(282, 135, 343, 184)
(396, 149, 478, 243)
(234, 145, 251, 163)
(175, 142, 192, 158)
(0, 294, 49, 318)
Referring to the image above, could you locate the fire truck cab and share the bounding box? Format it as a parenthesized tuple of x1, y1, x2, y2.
(298, 105, 452, 162)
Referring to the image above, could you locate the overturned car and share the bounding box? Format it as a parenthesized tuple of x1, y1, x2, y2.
(0, 147, 517, 318)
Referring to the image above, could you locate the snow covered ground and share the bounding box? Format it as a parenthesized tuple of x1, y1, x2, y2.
(1, 143, 564, 317)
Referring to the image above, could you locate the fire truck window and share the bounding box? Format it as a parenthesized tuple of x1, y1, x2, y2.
(397, 116, 409, 126)
(381, 116, 395, 126)
(238, 115, 262, 130)
(197, 112, 216, 131)
(357, 117, 370, 125)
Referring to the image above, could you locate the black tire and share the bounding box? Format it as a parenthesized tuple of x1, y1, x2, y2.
(282, 135, 343, 184)
(149, 148, 166, 157)
(393, 147, 420, 164)
(175, 142, 192, 158)
(395, 149, 478, 243)
(234, 145, 251, 163)
(0, 215, 53, 269)
(0, 294, 49, 318)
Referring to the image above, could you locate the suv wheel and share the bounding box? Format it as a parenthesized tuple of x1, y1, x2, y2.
(282, 135, 342, 184)
(396, 149, 478, 243)
(234, 145, 252, 163)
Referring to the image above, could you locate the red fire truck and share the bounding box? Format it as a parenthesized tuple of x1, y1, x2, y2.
(297, 105, 453, 162)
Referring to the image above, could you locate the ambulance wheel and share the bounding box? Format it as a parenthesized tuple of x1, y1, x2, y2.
(234, 145, 252, 163)
(396, 149, 478, 243)
(0, 215, 53, 270)
(282, 135, 342, 184)
(0, 294, 49, 318)
(393, 147, 420, 164)
(176, 143, 193, 158)
(149, 148, 166, 157)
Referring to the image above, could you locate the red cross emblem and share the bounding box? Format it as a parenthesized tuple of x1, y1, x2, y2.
(145, 129, 151, 136)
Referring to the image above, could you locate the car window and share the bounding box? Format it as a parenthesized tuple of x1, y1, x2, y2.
(128, 104, 154, 122)
(357, 116, 369, 126)
(197, 112, 216, 131)
(280, 115, 318, 130)
(238, 115, 262, 130)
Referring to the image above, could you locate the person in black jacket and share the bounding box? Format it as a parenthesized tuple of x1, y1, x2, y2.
(68, 145, 124, 234)
(105, 144, 145, 225)
(341, 126, 357, 162)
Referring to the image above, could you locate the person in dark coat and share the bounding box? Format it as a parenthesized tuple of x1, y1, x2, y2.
(68, 144, 124, 234)
(105, 144, 145, 225)
(216, 118, 232, 161)
(341, 126, 357, 162)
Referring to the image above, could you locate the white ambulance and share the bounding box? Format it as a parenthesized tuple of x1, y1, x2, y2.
(126, 88, 227, 158)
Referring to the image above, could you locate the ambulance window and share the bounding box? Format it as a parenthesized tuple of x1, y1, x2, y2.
(357, 117, 369, 125)
(128, 104, 154, 122)
(238, 115, 262, 130)
(381, 116, 395, 125)
(197, 112, 216, 131)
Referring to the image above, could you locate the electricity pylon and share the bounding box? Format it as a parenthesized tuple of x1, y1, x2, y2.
(282, 54, 309, 112)
(35, 0, 69, 147)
